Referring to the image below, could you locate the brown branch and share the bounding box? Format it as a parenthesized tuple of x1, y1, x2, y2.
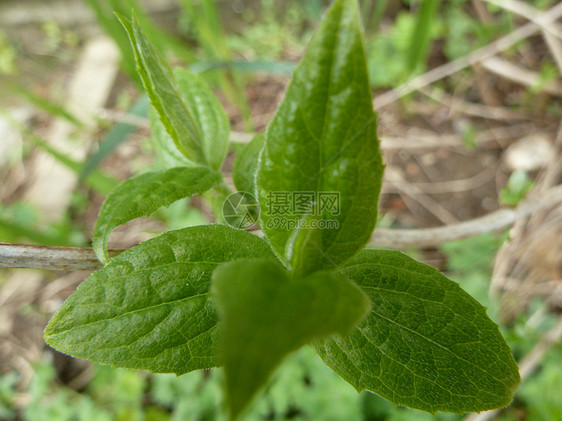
(0, 243, 122, 271)
(371, 185, 562, 249)
(1, 185, 561, 272)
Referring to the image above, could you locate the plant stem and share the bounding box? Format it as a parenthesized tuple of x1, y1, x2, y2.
(0, 243, 122, 271)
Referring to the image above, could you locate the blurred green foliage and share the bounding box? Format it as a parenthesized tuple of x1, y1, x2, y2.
(0, 202, 86, 246)
(518, 348, 562, 421)
(0, 30, 17, 75)
(500, 171, 534, 206)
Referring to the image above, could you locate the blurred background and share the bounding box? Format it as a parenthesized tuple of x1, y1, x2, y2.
(0, 0, 561, 420)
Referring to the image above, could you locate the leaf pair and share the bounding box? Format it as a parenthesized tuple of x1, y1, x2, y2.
(118, 12, 228, 170)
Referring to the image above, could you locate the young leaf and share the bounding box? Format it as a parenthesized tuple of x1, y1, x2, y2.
(45, 225, 275, 375)
(315, 250, 521, 414)
(117, 13, 206, 165)
(93, 166, 222, 264)
(232, 133, 265, 195)
(212, 258, 371, 419)
(174, 68, 230, 170)
(150, 107, 192, 168)
(256, 0, 383, 271)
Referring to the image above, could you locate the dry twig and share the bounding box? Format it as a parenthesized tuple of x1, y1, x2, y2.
(483, 0, 562, 40)
(1, 185, 561, 271)
(481, 57, 562, 96)
(373, 2, 562, 108)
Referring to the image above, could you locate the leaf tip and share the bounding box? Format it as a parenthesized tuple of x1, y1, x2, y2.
(92, 231, 109, 266)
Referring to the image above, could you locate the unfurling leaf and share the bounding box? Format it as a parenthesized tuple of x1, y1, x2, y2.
(117, 13, 206, 165)
(174, 68, 230, 170)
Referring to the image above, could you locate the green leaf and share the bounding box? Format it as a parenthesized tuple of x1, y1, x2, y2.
(150, 107, 191, 168)
(212, 258, 370, 419)
(232, 133, 264, 195)
(315, 250, 521, 414)
(45, 225, 275, 375)
(256, 0, 384, 272)
(406, 0, 440, 74)
(117, 13, 206, 165)
(174, 68, 230, 170)
(93, 166, 222, 263)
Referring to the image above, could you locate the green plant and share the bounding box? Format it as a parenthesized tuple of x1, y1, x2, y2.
(0, 30, 17, 75)
(499, 170, 534, 206)
(179, 0, 254, 131)
(43, 1, 520, 419)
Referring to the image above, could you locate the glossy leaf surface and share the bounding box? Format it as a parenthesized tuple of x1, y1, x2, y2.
(256, 0, 383, 272)
(93, 166, 221, 263)
(315, 250, 521, 414)
(46, 225, 274, 375)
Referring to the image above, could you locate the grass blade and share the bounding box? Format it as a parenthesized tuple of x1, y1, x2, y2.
(406, 0, 440, 74)
(80, 95, 150, 181)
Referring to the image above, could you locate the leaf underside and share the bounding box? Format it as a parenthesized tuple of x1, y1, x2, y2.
(150, 107, 192, 168)
(174, 68, 230, 170)
(117, 13, 205, 165)
(315, 250, 521, 414)
(45, 225, 275, 375)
